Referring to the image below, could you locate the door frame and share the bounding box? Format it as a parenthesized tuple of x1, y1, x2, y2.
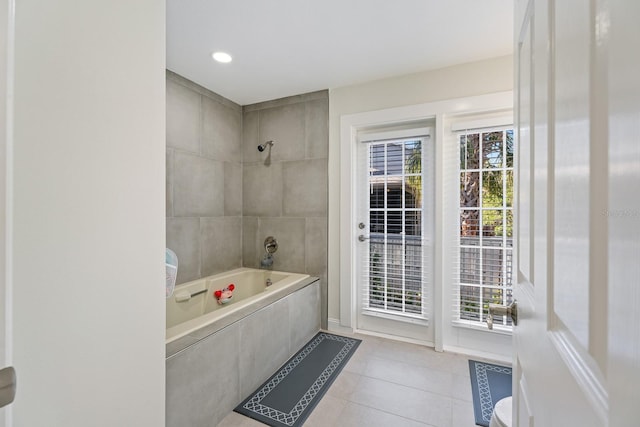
(338, 91, 513, 351)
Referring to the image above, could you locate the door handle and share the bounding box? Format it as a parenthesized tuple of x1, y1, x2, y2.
(358, 235, 370, 242)
(487, 301, 518, 330)
(0, 366, 16, 408)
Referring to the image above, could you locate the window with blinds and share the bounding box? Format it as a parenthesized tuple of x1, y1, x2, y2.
(456, 128, 514, 329)
(361, 134, 432, 321)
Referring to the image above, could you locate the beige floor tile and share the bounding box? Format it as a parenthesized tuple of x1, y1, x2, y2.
(338, 402, 435, 427)
(326, 370, 361, 400)
(348, 376, 453, 427)
(216, 411, 263, 427)
(451, 398, 478, 427)
(302, 394, 348, 427)
(363, 355, 453, 396)
(451, 373, 474, 402)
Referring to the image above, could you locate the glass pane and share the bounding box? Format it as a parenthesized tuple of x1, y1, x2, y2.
(370, 144, 385, 176)
(482, 287, 506, 323)
(387, 184, 402, 208)
(387, 210, 402, 234)
(370, 210, 384, 233)
(483, 131, 504, 168)
(505, 169, 514, 207)
(460, 210, 480, 243)
(369, 184, 385, 209)
(460, 172, 480, 207)
(483, 170, 504, 207)
(482, 248, 504, 287)
(460, 134, 480, 169)
(404, 211, 421, 236)
(404, 179, 422, 209)
(460, 247, 480, 283)
(505, 209, 514, 240)
(460, 285, 481, 322)
(506, 130, 514, 167)
(404, 140, 422, 174)
(482, 209, 503, 238)
(386, 142, 403, 176)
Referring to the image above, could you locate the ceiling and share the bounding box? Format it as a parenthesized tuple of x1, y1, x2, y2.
(167, 0, 513, 106)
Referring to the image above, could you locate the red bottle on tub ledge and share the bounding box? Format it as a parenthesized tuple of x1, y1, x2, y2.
(214, 284, 235, 305)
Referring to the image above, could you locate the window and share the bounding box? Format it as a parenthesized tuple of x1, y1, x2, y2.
(457, 128, 514, 328)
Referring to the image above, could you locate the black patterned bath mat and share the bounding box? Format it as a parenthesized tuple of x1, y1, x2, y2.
(469, 360, 512, 427)
(234, 332, 361, 427)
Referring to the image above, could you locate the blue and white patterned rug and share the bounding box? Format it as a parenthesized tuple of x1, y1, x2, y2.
(469, 360, 512, 427)
(234, 332, 361, 427)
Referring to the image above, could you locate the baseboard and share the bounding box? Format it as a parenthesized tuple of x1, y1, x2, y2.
(443, 344, 512, 365)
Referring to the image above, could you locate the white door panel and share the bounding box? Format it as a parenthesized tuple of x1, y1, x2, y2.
(513, 0, 639, 425)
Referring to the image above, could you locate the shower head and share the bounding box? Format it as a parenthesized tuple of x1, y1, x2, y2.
(257, 140, 274, 152)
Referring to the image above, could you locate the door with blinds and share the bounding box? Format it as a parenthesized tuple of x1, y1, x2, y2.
(355, 128, 434, 344)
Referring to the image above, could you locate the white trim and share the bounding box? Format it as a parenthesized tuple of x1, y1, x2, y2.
(443, 344, 512, 366)
(340, 91, 513, 353)
(327, 318, 353, 335)
(450, 114, 514, 131)
(452, 320, 512, 336)
(353, 328, 434, 348)
(362, 309, 429, 326)
(357, 126, 431, 143)
(548, 325, 608, 424)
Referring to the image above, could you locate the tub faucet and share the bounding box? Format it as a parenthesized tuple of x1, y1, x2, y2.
(260, 253, 273, 270)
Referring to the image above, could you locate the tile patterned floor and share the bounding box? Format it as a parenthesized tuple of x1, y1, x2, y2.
(217, 332, 493, 427)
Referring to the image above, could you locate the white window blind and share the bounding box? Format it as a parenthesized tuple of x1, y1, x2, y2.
(359, 130, 433, 322)
(453, 126, 514, 330)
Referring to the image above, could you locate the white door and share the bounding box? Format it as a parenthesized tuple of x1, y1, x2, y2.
(354, 129, 435, 344)
(512, 0, 639, 425)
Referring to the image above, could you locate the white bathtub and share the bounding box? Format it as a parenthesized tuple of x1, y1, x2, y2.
(166, 267, 313, 356)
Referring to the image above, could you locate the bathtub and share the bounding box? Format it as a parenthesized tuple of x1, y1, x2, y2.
(166, 267, 316, 356)
(166, 267, 321, 427)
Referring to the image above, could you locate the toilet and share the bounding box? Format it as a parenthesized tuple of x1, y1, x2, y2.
(489, 396, 513, 427)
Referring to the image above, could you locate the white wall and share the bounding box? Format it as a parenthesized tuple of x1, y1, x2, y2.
(328, 55, 513, 356)
(11, 1, 166, 426)
(0, 0, 8, 424)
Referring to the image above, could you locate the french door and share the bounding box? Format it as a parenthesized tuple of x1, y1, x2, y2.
(354, 130, 434, 344)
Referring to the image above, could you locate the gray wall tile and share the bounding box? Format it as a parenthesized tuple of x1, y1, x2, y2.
(201, 96, 241, 162)
(305, 98, 329, 159)
(305, 217, 328, 276)
(238, 298, 291, 398)
(201, 217, 242, 276)
(259, 103, 305, 162)
(243, 162, 283, 217)
(289, 281, 321, 352)
(166, 79, 200, 153)
(173, 151, 224, 217)
(167, 218, 201, 284)
(242, 110, 260, 164)
(257, 217, 306, 273)
(166, 324, 240, 427)
(224, 162, 242, 216)
(282, 159, 327, 217)
(242, 217, 258, 268)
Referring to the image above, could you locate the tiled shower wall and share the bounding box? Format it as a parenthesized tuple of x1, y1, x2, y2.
(166, 72, 328, 327)
(166, 71, 243, 284)
(242, 92, 329, 328)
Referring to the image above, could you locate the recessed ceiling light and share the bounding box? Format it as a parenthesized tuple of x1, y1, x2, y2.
(212, 51, 232, 63)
